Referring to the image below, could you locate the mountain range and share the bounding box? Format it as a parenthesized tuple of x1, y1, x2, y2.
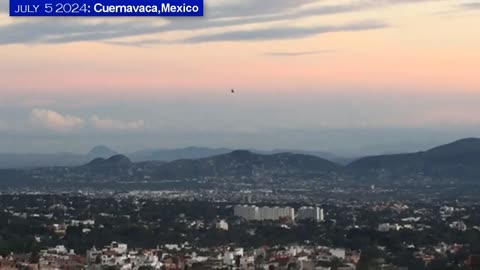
(152, 150, 340, 179)
(1, 138, 480, 183)
(78, 138, 480, 182)
(0, 146, 352, 169)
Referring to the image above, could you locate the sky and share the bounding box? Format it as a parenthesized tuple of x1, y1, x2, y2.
(1, 0, 480, 155)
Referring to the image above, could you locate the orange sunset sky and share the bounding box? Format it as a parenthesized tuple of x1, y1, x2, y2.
(0, 0, 480, 153)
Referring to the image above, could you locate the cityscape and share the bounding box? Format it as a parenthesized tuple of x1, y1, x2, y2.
(1, 187, 480, 269)
(2, 0, 480, 269)
(1, 139, 480, 270)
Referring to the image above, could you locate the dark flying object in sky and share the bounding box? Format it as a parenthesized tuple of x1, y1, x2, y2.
(231, 89, 235, 93)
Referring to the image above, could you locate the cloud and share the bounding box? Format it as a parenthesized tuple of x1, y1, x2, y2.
(28, 109, 144, 132)
(105, 20, 386, 46)
(30, 108, 85, 132)
(0, 0, 439, 45)
(90, 116, 145, 130)
(104, 38, 168, 48)
(461, 2, 480, 9)
(182, 20, 388, 43)
(0, 19, 157, 45)
(264, 50, 334, 57)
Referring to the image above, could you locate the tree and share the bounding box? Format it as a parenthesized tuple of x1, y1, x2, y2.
(330, 257, 342, 270)
(29, 251, 40, 264)
(357, 246, 384, 270)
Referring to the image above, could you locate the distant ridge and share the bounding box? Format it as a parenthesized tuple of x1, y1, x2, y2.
(347, 138, 480, 180)
(87, 145, 118, 160)
(0, 146, 351, 169)
(82, 154, 133, 175)
(87, 154, 132, 168)
(1, 138, 480, 183)
(130, 146, 352, 164)
(154, 150, 341, 179)
(427, 137, 480, 156)
(130, 147, 231, 162)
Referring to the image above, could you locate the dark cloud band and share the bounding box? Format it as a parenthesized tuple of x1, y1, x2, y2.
(0, 0, 442, 45)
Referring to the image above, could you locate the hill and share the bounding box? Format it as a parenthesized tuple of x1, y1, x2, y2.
(87, 145, 118, 159)
(81, 154, 133, 175)
(347, 138, 480, 181)
(129, 146, 353, 165)
(129, 147, 232, 162)
(154, 150, 341, 179)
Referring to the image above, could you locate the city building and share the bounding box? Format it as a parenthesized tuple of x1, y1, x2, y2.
(234, 205, 295, 221)
(297, 206, 324, 222)
(216, 219, 229, 231)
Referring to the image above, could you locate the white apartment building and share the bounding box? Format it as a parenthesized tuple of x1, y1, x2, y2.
(234, 205, 295, 221)
(297, 206, 324, 222)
